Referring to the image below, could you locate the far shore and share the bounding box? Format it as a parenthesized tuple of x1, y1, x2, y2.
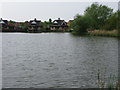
(1, 29, 119, 37)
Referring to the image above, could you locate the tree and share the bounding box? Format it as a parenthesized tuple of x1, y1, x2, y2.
(49, 18, 52, 23)
(84, 2, 113, 29)
(8, 20, 15, 24)
(71, 15, 91, 35)
(103, 11, 118, 30)
(117, 10, 120, 36)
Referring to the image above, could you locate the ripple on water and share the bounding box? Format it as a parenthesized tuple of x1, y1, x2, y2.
(2, 33, 118, 88)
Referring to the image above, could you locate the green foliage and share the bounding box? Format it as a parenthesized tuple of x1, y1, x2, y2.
(8, 20, 15, 24)
(84, 2, 113, 29)
(118, 11, 120, 36)
(70, 2, 119, 36)
(43, 21, 50, 28)
(42, 19, 52, 29)
(71, 15, 90, 35)
(19, 23, 28, 29)
(103, 11, 118, 30)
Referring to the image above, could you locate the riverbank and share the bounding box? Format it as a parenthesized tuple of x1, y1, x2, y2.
(71, 30, 119, 37)
(1, 29, 71, 33)
(1, 29, 119, 37)
(87, 30, 118, 37)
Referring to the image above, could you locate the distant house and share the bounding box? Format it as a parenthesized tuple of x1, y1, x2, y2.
(28, 18, 43, 32)
(0, 18, 9, 31)
(50, 18, 68, 31)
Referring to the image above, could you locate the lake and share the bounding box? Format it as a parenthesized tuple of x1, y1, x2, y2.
(2, 33, 118, 88)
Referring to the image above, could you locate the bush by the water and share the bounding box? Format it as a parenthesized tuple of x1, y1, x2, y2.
(70, 15, 91, 35)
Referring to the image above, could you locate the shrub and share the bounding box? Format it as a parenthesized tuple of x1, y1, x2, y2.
(71, 15, 90, 35)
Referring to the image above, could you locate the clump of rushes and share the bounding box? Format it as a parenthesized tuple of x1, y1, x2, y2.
(97, 69, 106, 88)
(88, 30, 118, 37)
(97, 69, 119, 89)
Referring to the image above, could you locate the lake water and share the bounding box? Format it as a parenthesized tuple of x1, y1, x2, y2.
(2, 33, 118, 88)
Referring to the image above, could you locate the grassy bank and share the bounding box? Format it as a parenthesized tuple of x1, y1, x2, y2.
(88, 30, 118, 37)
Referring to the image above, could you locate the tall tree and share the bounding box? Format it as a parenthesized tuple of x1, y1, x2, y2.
(84, 2, 113, 29)
(103, 11, 118, 30)
(71, 15, 91, 35)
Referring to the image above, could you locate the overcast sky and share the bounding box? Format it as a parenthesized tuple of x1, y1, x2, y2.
(1, 2, 118, 22)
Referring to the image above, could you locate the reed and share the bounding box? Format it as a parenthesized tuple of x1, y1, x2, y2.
(88, 30, 118, 37)
(97, 69, 120, 89)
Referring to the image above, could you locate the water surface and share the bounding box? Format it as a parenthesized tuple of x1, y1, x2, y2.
(2, 33, 118, 88)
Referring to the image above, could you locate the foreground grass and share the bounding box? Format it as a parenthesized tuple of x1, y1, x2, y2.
(88, 30, 119, 37)
(97, 75, 120, 89)
(97, 69, 120, 89)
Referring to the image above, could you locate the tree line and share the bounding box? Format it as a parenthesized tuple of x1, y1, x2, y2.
(70, 2, 120, 36)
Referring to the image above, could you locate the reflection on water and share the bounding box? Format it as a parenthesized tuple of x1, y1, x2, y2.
(2, 33, 118, 88)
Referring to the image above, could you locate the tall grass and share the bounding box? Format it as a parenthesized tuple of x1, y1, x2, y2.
(97, 69, 120, 89)
(88, 30, 118, 37)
